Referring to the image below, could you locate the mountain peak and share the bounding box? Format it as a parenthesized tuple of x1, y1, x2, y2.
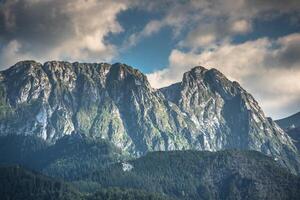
(110, 63, 147, 81)
(0, 60, 299, 174)
(183, 66, 207, 81)
(4, 60, 42, 75)
(183, 66, 227, 84)
(187, 66, 225, 77)
(190, 65, 208, 73)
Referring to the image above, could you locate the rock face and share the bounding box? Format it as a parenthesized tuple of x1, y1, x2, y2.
(276, 112, 300, 152)
(0, 61, 299, 173)
(160, 67, 300, 173)
(276, 112, 300, 130)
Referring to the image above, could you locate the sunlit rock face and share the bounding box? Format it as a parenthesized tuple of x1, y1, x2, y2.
(0, 61, 299, 174)
(160, 66, 300, 174)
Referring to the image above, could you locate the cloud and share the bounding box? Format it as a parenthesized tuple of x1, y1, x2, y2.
(275, 34, 300, 67)
(125, 20, 163, 48)
(123, 1, 193, 48)
(126, 0, 300, 48)
(0, 0, 130, 69)
(143, 0, 300, 118)
(147, 33, 300, 119)
(2, 0, 298, 68)
(231, 20, 252, 34)
(0, 40, 36, 66)
(1, 0, 299, 118)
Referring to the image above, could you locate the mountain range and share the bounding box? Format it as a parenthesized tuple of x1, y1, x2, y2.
(0, 60, 299, 175)
(1, 60, 300, 199)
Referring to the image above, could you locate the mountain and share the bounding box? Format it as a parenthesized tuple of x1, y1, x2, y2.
(159, 67, 300, 173)
(0, 134, 128, 180)
(0, 61, 299, 174)
(87, 150, 300, 200)
(276, 112, 300, 151)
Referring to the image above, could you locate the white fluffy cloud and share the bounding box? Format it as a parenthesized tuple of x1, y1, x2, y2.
(0, 0, 130, 68)
(127, 0, 300, 48)
(147, 33, 300, 119)
(143, 0, 300, 118)
(1, 0, 300, 118)
(231, 20, 252, 34)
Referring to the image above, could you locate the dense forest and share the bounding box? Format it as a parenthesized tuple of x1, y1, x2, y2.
(0, 165, 172, 200)
(1, 135, 300, 200)
(0, 134, 128, 180)
(0, 165, 82, 200)
(87, 150, 300, 200)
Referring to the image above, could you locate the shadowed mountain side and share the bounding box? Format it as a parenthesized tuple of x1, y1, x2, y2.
(0, 61, 299, 174)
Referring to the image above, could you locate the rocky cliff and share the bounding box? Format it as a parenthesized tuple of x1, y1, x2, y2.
(0, 61, 299, 173)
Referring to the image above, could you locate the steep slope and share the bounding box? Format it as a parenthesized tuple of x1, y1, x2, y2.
(284, 127, 300, 152)
(276, 112, 300, 130)
(87, 150, 300, 200)
(276, 112, 300, 151)
(0, 61, 193, 155)
(0, 61, 299, 173)
(160, 66, 299, 173)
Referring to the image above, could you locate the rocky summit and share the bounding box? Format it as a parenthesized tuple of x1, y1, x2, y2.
(0, 61, 299, 174)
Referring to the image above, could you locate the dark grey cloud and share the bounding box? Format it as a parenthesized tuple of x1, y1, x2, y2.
(0, 0, 130, 68)
(1, 0, 299, 69)
(127, 0, 300, 49)
(277, 38, 300, 67)
(0, 0, 75, 51)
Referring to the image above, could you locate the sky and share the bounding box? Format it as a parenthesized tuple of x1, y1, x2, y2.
(0, 0, 300, 119)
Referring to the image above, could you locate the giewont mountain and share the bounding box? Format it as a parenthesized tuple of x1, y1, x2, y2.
(0, 61, 299, 173)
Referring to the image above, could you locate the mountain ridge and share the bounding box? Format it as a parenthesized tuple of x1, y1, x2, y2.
(0, 60, 299, 174)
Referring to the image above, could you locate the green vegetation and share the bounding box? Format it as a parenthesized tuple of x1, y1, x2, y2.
(0, 134, 129, 180)
(1, 135, 299, 200)
(87, 150, 300, 200)
(87, 188, 171, 200)
(0, 135, 48, 167)
(76, 103, 98, 134)
(40, 134, 129, 180)
(0, 165, 83, 200)
(0, 165, 171, 200)
(0, 84, 13, 119)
